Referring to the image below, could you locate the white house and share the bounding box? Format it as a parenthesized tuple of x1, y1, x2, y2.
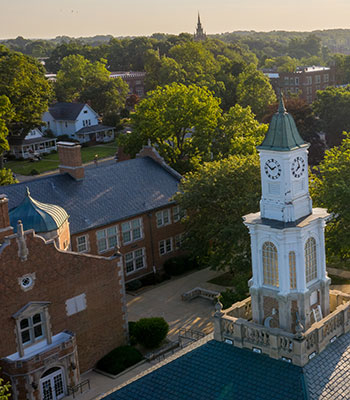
(8, 128, 57, 159)
(42, 103, 115, 144)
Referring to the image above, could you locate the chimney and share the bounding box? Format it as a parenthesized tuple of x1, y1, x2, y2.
(0, 195, 13, 242)
(58, 142, 84, 180)
(136, 140, 165, 165)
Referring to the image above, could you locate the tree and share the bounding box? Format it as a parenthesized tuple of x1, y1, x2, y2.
(263, 97, 324, 165)
(55, 55, 129, 115)
(0, 45, 52, 137)
(0, 373, 11, 400)
(313, 86, 350, 148)
(120, 83, 222, 173)
(175, 154, 261, 272)
(0, 96, 14, 157)
(310, 133, 350, 260)
(213, 104, 268, 158)
(236, 64, 276, 119)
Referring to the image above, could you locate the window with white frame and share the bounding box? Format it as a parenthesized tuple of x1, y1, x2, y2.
(121, 218, 142, 244)
(289, 251, 297, 290)
(315, 75, 321, 84)
(324, 74, 329, 83)
(306, 76, 312, 85)
(19, 313, 44, 346)
(76, 235, 88, 252)
(262, 242, 279, 287)
(156, 209, 171, 227)
(96, 226, 118, 253)
(159, 238, 173, 256)
(125, 248, 146, 274)
(305, 237, 317, 283)
(175, 234, 184, 250)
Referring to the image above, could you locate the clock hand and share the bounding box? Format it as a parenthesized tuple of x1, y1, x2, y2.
(269, 165, 276, 170)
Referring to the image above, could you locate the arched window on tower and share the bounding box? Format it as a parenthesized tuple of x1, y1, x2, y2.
(263, 242, 279, 287)
(305, 237, 317, 283)
(289, 251, 296, 289)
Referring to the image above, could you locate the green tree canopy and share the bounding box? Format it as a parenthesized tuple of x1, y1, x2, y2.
(0, 45, 52, 137)
(0, 374, 11, 400)
(120, 83, 222, 173)
(311, 132, 350, 259)
(214, 104, 268, 158)
(175, 154, 261, 272)
(313, 86, 350, 147)
(55, 54, 129, 115)
(236, 64, 277, 119)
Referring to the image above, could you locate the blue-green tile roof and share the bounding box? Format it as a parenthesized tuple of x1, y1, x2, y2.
(258, 96, 308, 152)
(9, 188, 68, 233)
(104, 340, 308, 400)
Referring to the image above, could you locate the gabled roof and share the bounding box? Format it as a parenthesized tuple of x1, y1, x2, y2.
(104, 340, 308, 400)
(258, 96, 308, 152)
(48, 102, 86, 121)
(9, 188, 69, 233)
(2, 157, 181, 235)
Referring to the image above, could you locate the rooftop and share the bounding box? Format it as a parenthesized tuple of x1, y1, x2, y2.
(48, 102, 86, 121)
(2, 157, 181, 235)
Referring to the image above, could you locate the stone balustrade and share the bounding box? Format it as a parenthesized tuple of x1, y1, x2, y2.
(181, 287, 220, 303)
(214, 291, 350, 367)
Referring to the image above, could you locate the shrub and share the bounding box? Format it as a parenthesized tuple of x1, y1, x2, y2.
(163, 256, 198, 276)
(134, 317, 169, 349)
(30, 169, 39, 175)
(96, 345, 143, 375)
(128, 321, 137, 345)
(126, 279, 142, 291)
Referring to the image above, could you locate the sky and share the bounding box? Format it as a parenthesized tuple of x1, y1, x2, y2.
(1, 0, 350, 39)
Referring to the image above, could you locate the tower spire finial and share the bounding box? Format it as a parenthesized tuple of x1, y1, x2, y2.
(278, 91, 286, 114)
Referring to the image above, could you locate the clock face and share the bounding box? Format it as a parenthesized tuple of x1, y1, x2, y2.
(291, 156, 306, 178)
(264, 159, 282, 180)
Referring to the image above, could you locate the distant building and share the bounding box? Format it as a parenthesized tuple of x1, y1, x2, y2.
(110, 71, 146, 98)
(42, 103, 115, 144)
(8, 128, 57, 159)
(194, 13, 206, 42)
(263, 66, 336, 104)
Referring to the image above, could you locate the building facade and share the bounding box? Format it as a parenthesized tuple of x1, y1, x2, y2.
(265, 66, 336, 104)
(109, 72, 146, 98)
(2, 143, 185, 283)
(42, 103, 115, 144)
(194, 14, 206, 42)
(0, 196, 127, 400)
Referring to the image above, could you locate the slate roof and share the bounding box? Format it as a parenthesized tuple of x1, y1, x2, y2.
(48, 102, 86, 121)
(258, 96, 308, 152)
(103, 332, 350, 400)
(75, 124, 115, 135)
(1, 157, 180, 235)
(104, 340, 308, 400)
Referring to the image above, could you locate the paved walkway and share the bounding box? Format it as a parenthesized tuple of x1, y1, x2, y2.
(67, 267, 223, 400)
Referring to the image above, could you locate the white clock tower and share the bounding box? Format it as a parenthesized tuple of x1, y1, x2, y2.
(244, 96, 330, 332)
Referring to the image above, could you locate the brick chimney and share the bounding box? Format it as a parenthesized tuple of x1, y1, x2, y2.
(58, 142, 84, 181)
(136, 140, 165, 165)
(0, 194, 13, 242)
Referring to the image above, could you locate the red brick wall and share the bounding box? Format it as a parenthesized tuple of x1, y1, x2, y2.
(0, 231, 126, 372)
(71, 205, 185, 282)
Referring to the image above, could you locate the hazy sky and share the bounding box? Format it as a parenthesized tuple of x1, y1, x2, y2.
(1, 0, 350, 39)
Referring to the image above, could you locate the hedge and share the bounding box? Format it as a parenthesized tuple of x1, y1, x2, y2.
(134, 317, 169, 349)
(96, 345, 143, 375)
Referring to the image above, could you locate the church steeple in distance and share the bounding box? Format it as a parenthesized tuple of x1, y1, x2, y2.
(194, 12, 207, 42)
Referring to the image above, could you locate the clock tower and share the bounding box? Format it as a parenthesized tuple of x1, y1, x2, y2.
(244, 96, 330, 333)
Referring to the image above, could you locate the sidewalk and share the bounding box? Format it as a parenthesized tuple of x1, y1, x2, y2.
(66, 267, 222, 400)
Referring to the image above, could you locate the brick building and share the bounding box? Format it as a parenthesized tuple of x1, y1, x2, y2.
(109, 72, 146, 98)
(0, 195, 127, 400)
(2, 142, 185, 283)
(265, 66, 336, 104)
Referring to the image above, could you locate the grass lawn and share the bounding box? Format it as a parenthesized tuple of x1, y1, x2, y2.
(208, 272, 236, 287)
(6, 143, 118, 176)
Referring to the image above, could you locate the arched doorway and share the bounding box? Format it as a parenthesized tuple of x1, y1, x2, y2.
(40, 367, 65, 400)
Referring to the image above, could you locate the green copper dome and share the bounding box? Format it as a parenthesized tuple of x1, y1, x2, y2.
(258, 96, 308, 151)
(10, 188, 69, 233)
